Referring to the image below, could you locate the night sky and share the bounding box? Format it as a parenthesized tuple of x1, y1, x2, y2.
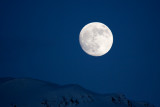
(0, 0, 160, 106)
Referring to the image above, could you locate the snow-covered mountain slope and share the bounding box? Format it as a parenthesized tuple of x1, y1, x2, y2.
(0, 78, 154, 107)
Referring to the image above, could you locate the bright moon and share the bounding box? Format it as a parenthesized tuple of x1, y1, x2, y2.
(79, 22, 113, 56)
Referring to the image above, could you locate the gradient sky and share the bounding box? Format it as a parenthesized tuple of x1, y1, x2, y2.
(0, 0, 160, 106)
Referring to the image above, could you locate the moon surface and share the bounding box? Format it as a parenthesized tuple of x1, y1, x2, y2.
(79, 22, 113, 56)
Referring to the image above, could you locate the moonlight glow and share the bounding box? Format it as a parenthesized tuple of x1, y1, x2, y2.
(79, 22, 113, 56)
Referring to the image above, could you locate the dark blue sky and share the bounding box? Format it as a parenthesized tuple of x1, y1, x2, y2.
(0, 0, 160, 106)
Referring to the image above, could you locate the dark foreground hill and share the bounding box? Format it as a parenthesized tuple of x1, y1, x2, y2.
(0, 77, 154, 107)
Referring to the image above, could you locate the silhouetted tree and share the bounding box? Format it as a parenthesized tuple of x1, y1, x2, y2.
(70, 98, 74, 104)
(128, 100, 132, 107)
(10, 103, 16, 107)
(75, 99, 79, 105)
(41, 100, 50, 107)
(112, 97, 116, 103)
(88, 95, 94, 102)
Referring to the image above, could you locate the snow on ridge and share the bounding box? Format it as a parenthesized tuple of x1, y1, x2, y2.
(0, 77, 60, 88)
(0, 77, 15, 85)
(0, 77, 155, 107)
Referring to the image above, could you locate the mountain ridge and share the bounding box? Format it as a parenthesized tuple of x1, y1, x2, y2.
(0, 77, 154, 107)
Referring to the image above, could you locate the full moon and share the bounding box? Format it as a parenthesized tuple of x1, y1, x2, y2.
(79, 22, 113, 56)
